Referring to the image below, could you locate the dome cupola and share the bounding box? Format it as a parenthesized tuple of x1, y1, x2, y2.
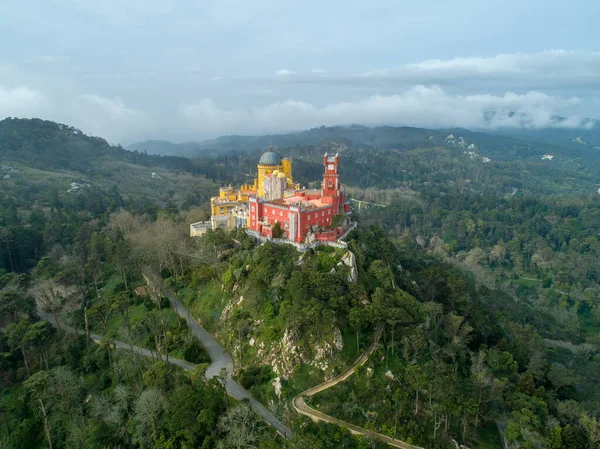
(258, 149, 281, 166)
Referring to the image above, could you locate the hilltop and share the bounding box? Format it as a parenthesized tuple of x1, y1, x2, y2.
(0, 118, 217, 208)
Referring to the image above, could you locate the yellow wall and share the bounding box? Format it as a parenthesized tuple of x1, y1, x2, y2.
(211, 199, 235, 217)
(219, 187, 233, 200)
(257, 163, 282, 197)
(281, 158, 293, 183)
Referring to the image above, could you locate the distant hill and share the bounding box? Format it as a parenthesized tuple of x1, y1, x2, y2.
(129, 125, 444, 156)
(129, 123, 600, 167)
(489, 124, 600, 151)
(0, 118, 202, 173)
(127, 123, 600, 199)
(0, 118, 216, 207)
(127, 139, 227, 157)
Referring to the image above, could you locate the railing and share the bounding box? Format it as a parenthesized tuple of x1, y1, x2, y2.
(190, 221, 211, 237)
(245, 225, 357, 251)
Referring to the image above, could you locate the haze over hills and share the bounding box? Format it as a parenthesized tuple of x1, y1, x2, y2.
(129, 121, 600, 165)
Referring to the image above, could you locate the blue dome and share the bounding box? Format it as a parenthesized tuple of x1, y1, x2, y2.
(258, 151, 281, 166)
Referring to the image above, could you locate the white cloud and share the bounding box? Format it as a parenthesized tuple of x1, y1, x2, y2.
(405, 49, 599, 73)
(0, 82, 148, 144)
(68, 94, 147, 143)
(2, 50, 599, 142)
(178, 85, 589, 136)
(275, 69, 295, 76)
(352, 50, 600, 87)
(0, 85, 48, 118)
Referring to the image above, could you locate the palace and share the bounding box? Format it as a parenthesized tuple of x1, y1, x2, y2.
(190, 148, 352, 244)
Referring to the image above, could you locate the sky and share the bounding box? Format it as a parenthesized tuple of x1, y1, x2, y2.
(1, 0, 599, 144)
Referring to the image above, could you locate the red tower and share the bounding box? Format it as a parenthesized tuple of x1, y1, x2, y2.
(322, 152, 340, 198)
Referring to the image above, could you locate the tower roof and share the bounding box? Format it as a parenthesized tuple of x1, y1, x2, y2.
(258, 150, 281, 166)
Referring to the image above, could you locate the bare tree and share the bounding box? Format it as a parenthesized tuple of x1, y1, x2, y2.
(133, 389, 165, 448)
(23, 371, 53, 449)
(49, 366, 80, 420)
(216, 401, 268, 449)
(30, 280, 78, 334)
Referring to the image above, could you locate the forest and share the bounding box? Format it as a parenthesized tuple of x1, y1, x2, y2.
(1, 118, 600, 449)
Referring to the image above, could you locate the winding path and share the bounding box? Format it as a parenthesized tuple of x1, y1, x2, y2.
(293, 329, 424, 449)
(142, 267, 292, 439)
(37, 311, 197, 371)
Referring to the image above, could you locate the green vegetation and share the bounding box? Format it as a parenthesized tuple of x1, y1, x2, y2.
(177, 280, 229, 332)
(329, 213, 346, 228)
(0, 315, 281, 448)
(3, 119, 600, 448)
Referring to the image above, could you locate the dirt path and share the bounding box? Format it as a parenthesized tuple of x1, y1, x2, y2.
(38, 311, 196, 371)
(293, 329, 424, 449)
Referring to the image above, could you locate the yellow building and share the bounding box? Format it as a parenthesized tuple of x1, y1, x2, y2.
(257, 149, 295, 197)
(190, 148, 299, 236)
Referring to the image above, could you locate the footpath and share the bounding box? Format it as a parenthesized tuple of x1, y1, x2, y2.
(293, 328, 424, 449)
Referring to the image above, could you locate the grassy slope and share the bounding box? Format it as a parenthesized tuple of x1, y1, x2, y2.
(177, 280, 230, 333)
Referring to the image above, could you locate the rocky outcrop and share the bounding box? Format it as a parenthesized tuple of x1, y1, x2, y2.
(255, 326, 345, 379)
(220, 295, 244, 321)
(272, 376, 282, 398)
(311, 327, 344, 374)
(257, 329, 306, 379)
(338, 250, 357, 283)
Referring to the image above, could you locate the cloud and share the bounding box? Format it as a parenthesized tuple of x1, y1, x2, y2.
(68, 94, 147, 143)
(0, 82, 149, 144)
(0, 85, 49, 118)
(403, 50, 600, 75)
(178, 85, 589, 136)
(276, 50, 600, 91)
(2, 50, 599, 142)
(275, 69, 295, 76)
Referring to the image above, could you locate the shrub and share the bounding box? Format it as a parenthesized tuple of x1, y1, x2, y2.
(238, 365, 274, 390)
(183, 340, 209, 364)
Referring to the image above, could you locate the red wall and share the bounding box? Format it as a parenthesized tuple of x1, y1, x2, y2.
(248, 181, 346, 243)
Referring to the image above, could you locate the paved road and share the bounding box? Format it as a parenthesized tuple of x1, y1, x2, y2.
(39, 305, 292, 440)
(37, 311, 196, 372)
(143, 267, 293, 440)
(293, 328, 424, 449)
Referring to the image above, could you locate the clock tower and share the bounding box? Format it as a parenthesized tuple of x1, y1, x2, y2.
(322, 152, 340, 200)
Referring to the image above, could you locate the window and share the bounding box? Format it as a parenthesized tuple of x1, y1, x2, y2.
(220, 208, 225, 214)
(328, 209, 331, 215)
(251, 205, 255, 212)
(322, 211, 325, 216)
(328, 180, 333, 187)
(280, 211, 283, 217)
